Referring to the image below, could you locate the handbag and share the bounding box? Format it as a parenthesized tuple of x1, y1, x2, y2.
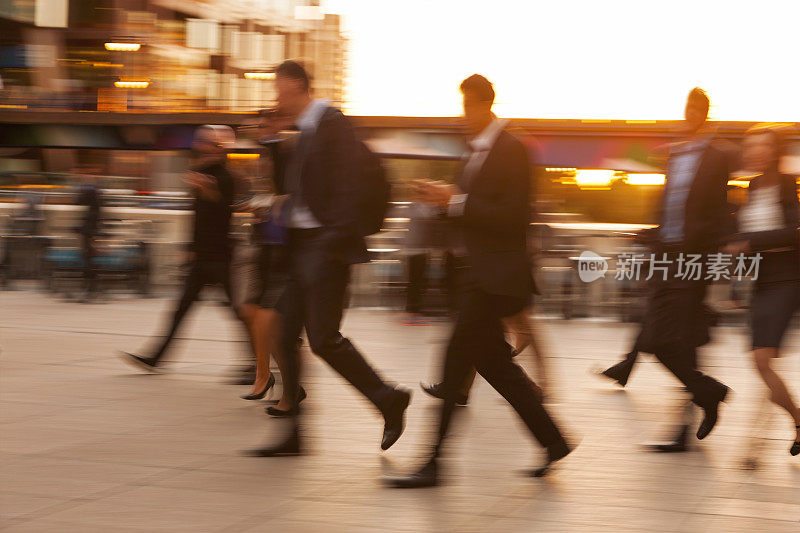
(258, 212, 287, 246)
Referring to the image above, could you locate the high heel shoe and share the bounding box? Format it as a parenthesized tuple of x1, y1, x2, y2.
(791, 426, 800, 456)
(266, 387, 306, 417)
(241, 374, 275, 401)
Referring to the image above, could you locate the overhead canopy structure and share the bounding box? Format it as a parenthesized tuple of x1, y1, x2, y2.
(1, 115, 798, 174)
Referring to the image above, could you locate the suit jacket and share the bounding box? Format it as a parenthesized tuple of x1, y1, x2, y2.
(454, 130, 534, 299)
(635, 141, 732, 354)
(270, 107, 367, 264)
(736, 173, 799, 283)
(651, 142, 734, 254)
(189, 162, 235, 259)
(637, 142, 736, 254)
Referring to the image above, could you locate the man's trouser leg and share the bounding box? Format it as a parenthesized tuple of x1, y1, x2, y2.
(434, 289, 565, 456)
(297, 231, 393, 410)
(151, 260, 205, 363)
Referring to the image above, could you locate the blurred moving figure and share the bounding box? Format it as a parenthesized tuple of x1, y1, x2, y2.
(2, 175, 47, 285)
(121, 125, 244, 371)
(248, 61, 410, 456)
(237, 110, 295, 402)
(388, 75, 571, 488)
(723, 124, 800, 457)
(17, 175, 45, 236)
(402, 202, 459, 323)
(622, 88, 733, 451)
(74, 163, 103, 302)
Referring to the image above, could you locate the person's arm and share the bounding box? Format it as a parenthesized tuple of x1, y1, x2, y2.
(184, 171, 221, 202)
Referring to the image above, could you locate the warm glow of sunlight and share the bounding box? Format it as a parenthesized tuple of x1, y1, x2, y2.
(321, 0, 800, 121)
(627, 173, 666, 186)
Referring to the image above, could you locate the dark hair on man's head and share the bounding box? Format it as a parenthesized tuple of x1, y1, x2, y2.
(460, 74, 495, 104)
(275, 60, 311, 92)
(687, 87, 710, 117)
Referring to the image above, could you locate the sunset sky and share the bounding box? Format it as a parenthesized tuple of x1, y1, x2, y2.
(320, 0, 800, 121)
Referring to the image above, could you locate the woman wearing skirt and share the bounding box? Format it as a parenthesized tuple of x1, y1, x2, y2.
(724, 123, 800, 457)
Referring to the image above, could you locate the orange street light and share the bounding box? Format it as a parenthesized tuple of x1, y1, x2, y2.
(105, 43, 141, 51)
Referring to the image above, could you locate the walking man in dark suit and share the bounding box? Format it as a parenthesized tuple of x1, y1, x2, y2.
(387, 75, 572, 487)
(248, 61, 410, 456)
(621, 88, 733, 451)
(122, 125, 245, 371)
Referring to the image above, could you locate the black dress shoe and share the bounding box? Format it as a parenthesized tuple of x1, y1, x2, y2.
(244, 427, 301, 457)
(420, 382, 467, 406)
(381, 387, 412, 451)
(697, 387, 730, 440)
(265, 387, 306, 417)
(529, 439, 574, 477)
(385, 457, 438, 488)
(790, 426, 799, 456)
(241, 374, 275, 400)
(120, 352, 162, 373)
(596, 352, 636, 387)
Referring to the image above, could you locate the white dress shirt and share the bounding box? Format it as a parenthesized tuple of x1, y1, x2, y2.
(739, 184, 783, 233)
(287, 98, 330, 228)
(448, 117, 509, 217)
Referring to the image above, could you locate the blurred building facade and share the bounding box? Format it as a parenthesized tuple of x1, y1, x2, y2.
(0, 0, 345, 111)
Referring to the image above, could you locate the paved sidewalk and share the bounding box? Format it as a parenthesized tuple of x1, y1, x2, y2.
(1, 292, 798, 532)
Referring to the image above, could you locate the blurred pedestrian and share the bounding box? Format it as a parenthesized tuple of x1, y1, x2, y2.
(74, 158, 104, 302)
(387, 75, 572, 488)
(629, 88, 734, 451)
(236, 110, 296, 402)
(402, 202, 458, 324)
(247, 61, 410, 457)
(723, 123, 800, 457)
(121, 125, 248, 371)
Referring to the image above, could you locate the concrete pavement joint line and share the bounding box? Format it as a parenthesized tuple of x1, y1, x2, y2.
(0, 482, 143, 528)
(0, 324, 243, 343)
